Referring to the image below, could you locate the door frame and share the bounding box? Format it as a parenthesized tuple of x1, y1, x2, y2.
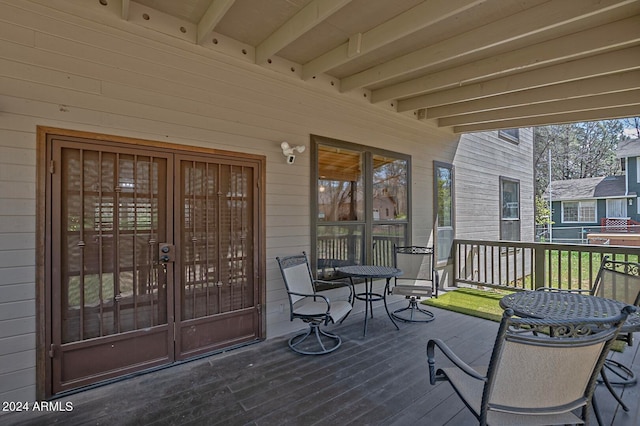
(36, 126, 266, 399)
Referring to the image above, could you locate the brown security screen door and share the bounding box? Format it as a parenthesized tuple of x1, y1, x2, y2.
(175, 156, 259, 359)
(47, 135, 263, 396)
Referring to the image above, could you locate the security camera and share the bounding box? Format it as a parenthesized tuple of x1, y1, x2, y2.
(281, 141, 305, 164)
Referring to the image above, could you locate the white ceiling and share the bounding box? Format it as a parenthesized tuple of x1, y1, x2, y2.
(37, 0, 640, 132)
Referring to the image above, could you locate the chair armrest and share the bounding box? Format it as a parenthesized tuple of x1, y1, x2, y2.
(427, 338, 486, 386)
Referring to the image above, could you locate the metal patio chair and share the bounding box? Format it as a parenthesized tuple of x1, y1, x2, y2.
(390, 245, 438, 322)
(538, 256, 640, 411)
(427, 306, 635, 426)
(276, 252, 354, 355)
(588, 256, 640, 414)
(591, 257, 640, 381)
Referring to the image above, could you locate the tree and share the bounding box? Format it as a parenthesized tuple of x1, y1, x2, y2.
(535, 195, 552, 226)
(533, 120, 626, 197)
(622, 117, 640, 139)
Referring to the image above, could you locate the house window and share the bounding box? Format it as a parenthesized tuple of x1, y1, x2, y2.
(434, 162, 454, 264)
(636, 157, 640, 183)
(500, 177, 520, 241)
(606, 199, 627, 218)
(498, 129, 519, 144)
(562, 200, 596, 223)
(312, 136, 410, 279)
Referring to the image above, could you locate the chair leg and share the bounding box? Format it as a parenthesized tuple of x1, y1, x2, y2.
(591, 394, 604, 426)
(288, 323, 342, 355)
(392, 298, 435, 323)
(600, 367, 630, 412)
(602, 358, 636, 386)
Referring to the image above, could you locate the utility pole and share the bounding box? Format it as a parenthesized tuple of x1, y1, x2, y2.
(548, 149, 553, 243)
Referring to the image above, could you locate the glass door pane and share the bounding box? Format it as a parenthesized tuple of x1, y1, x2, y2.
(317, 145, 364, 222)
(316, 224, 364, 279)
(61, 148, 168, 343)
(180, 161, 255, 319)
(372, 155, 407, 221)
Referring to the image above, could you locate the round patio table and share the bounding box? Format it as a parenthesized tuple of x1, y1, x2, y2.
(339, 265, 402, 337)
(500, 290, 640, 326)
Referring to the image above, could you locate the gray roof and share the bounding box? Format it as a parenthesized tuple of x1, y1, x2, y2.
(617, 139, 640, 159)
(544, 176, 631, 200)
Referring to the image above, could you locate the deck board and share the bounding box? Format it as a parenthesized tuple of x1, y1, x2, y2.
(2, 298, 638, 426)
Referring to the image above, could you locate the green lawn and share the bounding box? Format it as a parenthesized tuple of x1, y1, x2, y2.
(511, 251, 639, 290)
(543, 251, 639, 290)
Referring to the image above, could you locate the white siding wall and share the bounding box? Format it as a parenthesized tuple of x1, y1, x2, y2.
(454, 129, 535, 242)
(0, 1, 462, 402)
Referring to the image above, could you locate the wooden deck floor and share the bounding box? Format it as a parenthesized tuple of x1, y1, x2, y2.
(3, 298, 639, 426)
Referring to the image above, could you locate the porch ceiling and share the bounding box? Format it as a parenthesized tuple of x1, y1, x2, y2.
(39, 0, 640, 132)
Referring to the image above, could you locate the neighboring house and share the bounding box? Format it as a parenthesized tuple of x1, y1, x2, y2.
(545, 139, 640, 243)
(453, 129, 535, 245)
(446, 129, 535, 287)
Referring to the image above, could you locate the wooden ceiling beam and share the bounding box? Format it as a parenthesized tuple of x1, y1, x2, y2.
(340, 0, 636, 92)
(371, 16, 640, 103)
(452, 105, 640, 133)
(197, 0, 236, 45)
(301, 0, 486, 80)
(425, 70, 640, 119)
(438, 90, 640, 127)
(256, 0, 352, 65)
(397, 46, 640, 112)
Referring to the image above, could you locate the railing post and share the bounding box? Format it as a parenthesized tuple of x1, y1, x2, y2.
(453, 240, 458, 287)
(533, 245, 546, 289)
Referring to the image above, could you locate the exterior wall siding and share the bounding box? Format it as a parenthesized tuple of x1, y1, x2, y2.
(0, 1, 532, 402)
(453, 130, 535, 242)
(627, 157, 640, 220)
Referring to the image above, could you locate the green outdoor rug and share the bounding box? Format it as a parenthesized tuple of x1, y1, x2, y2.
(422, 287, 625, 352)
(421, 287, 510, 323)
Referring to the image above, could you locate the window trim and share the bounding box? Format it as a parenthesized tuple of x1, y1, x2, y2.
(605, 198, 628, 219)
(561, 200, 598, 223)
(311, 135, 412, 273)
(433, 161, 454, 265)
(499, 176, 520, 241)
(498, 129, 520, 144)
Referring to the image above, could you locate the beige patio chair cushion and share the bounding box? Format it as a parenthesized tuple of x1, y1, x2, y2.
(440, 366, 585, 425)
(292, 299, 352, 323)
(281, 263, 315, 304)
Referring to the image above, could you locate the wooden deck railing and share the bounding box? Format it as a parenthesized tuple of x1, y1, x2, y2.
(453, 239, 640, 292)
(316, 235, 402, 279)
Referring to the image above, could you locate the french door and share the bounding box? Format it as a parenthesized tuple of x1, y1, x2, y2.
(46, 135, 263, 396)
